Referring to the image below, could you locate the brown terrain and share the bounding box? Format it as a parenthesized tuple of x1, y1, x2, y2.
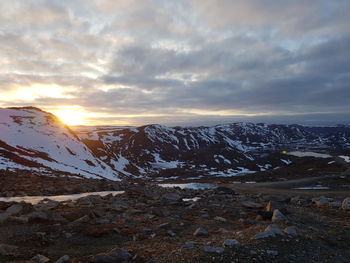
(0, 157, 349, 263)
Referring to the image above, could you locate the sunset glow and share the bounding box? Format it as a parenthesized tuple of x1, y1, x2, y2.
(51, 108, 88, 126)
(0, 0, 348, 126)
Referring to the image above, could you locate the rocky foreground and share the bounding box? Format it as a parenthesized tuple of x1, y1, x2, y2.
(0, 183, 350, 263)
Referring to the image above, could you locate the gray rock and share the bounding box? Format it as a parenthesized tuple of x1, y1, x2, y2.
(223, 239, 240, 247)
(27, 211, 48, 221)
(203, 246, 225, 254)
(284, 226, 298, 236)
(193, 227, 209, 237)
(252, 224, 284, 239)
(167, 230, 177, 237)
(108, 248, 133, 261)
(266, 250, 279, 256)
(93, 248, 132, 263)
(214, 216, 227, 222)
(54, 255, 70, 263)
(6, 204, 23, 215)
(35, 200, 59, 210)
(240, 201, 263, 209)
(341, 197, 350, 210)
(161, 193, 181, 203)
(31, 254, 50, 263)
(182, 241, 199, 248)
(312, 196, 330, 207)
(272, 209, 286, 222)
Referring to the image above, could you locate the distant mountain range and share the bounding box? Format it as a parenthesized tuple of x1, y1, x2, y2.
(1, 107, 350, 180)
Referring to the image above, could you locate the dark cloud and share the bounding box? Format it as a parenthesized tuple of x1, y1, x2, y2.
(0, 0, 349, 125)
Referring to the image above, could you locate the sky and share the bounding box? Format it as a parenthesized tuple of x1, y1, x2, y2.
(0, 0, 349, 126)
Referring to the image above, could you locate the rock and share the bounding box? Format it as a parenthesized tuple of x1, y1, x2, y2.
(329, 201, 342, 208)
(252, 224, 284, 239)
(0, 243, 19, 256)
(167, 230, 177, 237)
(214, 216, 227, 222)
(161, 193, 181, 203)
(27, 211, 48, 221)
(0, 213, 9, 223)
(219, 228, 230, 233)
(158, 222, 172, 230)
(216, 187, 235, 194)
(240, 201, 263, 209)
(92, 248, 132, 263)
(54, 255, 70, 263)
(223, 239, 240, 247)
(312, 196, 330, 207)
(266, 250, 279, 256)
(31, 254, 50, 263)
(6, 204, 23, 215)
(284, 226, 298, 236)
(182, 241, 199, 248)
(271, 209, 286, 222)
(193, 227, 209, 237)
(203, 247, 225, 254)
(35, 200, 59, 210)
(341, 197, 350, 210)
(108, 248, 133, 261)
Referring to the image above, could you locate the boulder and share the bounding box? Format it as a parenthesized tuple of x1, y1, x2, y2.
(223, 239, 240, 247)
(31, 254, 50, 263)
(252, 224, 284, 239)
(240, 201, 263, 209)
(283, 226, 298, 236)
(193, 227, 209, 237)
(271, 209, 286, 222)
(203, 247, 225, 254)
(341, 197, 350, 210)
(6, 204, 23, 215)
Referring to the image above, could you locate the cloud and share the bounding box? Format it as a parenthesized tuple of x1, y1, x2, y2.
(0, 0, 349, 125)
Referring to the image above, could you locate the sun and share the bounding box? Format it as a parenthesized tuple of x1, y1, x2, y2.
(51, 108, 88, 126)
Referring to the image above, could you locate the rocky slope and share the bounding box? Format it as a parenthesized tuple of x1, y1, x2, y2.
(0, 184, 349, 262)
(0, 107, 118, 180)
(74, 123, 350, 179)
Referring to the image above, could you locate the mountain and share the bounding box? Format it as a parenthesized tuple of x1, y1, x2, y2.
(1, 107, 349, 181)
(73, 123, 350, 180)
(0, 107, 118, 180)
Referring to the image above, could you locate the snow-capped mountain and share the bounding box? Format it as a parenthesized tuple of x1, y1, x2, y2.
(0, 107, 118, 180)
(1, 107, 349, 181)
(74, 123, 350, 179)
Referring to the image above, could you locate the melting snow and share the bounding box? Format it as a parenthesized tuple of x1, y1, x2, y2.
(0, 191, 125, 204)
(158, 183, 217, 190)
(339, 155, 350, 163)
(287, 151, 332, 158)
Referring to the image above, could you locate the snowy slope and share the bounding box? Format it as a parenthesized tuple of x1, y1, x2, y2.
(0, 107, 119, 180)
(74, 123, 350, 179)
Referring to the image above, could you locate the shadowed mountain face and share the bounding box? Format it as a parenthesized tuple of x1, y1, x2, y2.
(1, 107, 349, 180)
(73, 123, 350, 179)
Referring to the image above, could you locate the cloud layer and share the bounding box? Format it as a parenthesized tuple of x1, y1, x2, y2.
(0, 0, 349, 125)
